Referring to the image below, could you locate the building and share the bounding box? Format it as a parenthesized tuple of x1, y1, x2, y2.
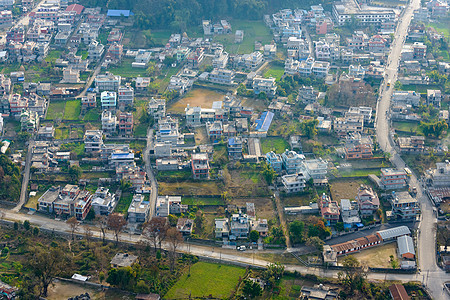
(235, 30, 244, 43)
(253, 76, 277, 97)
(208, 68, 235, 85)
(228, 137, 243, 160)
(389, 191, 420, 220)
(20, 110, 39, 133)
(412, 42, 426, 59)
(118, 112, 133, 136)
(191, 153, 210, 179)
(167, 76, 190, 94)
(332, 0, 395, 26)
(127, 194, 150, 223)
(245, 51, 264, 70)
(266, 151, 282, 173)
(110, 253, 138, 268)
(101, 110, 117, 133)
(0, 10, 12, 25)
(100, 91, 117, 109)
(91, 187, 116, 216)
(344, 133, 373, 159)
(376, 226, 411, 242)
(302, 158, 328, 182)
(392, 91, 421, 107)
(206, 121, 222, 141)
(426, 161, 450, 187)
(398, 136, 425, 153)
(340, 199, 361, 227)
(88, 41, 104, 61)
(381, 168, 408, 190)
(177, 218, 194, 235)
(215, 218, 230, 238)
(388, 284, 411, 300)
(156, 117, 181, 145)
(282, 173, 306, 193)
(155, 196, 186, 217)
(117, 85, 134, 108)
(427, 89, 441, 107)
(300, 284, 338, 300)
(334, 115, 364, 134)
(230, 212, 250, 239)
(84, 130, 103, 152)
(281, 150, 304, 174)
(397, 235, 415, 259)
(330, 234, 381, 256)
(81, 93, 96, 109)
(356, 185, 379, 215)
(319, 193, 340, 224)
(95, 73, 121, 91)
(148, 98, 166, 121)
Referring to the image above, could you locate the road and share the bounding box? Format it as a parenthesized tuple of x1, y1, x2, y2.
(144, 128, 158, 217)
(13, 141, 33, 212)
(374, 0, 450, 297)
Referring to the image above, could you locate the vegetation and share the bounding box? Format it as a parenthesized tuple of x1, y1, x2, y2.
(260, 137, 290, 154)
(0, 154, 21, 202)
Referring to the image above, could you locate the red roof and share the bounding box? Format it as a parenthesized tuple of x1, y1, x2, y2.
(389, 284, 410, 300)
(66, 4, 84, 15)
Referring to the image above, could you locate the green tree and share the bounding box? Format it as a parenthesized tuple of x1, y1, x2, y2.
(338, 256, 365, 293)
(242, 279, 262, 298)
(289, 220, 305, 244)
(305, 236, 324, 251)
(68, 165, 82, 183)
(23, 220, 31, 231)
(249, 230, 260, 243)
(262, 162, 276, 184)
(107, 265, 140, 290)
(300, 119, 319, 139)
(264, 263, 284, 289)
(335, 222, 345, 232)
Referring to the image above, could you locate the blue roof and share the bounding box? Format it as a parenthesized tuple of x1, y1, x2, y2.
(356, 223, 364, 228)
(111, 153, 134, 159)
(255, 111, 274, 132)
(107, 9, 134, 17)
(228, 138, 236, 146)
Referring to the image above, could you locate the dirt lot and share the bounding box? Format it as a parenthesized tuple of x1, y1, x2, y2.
(338, 242, 397, 268)
(223, 168, 271, 198)
(48, 281, 133, 300)
(158, 181, 225, 195)
(230, 197, 276, 221)
(168, 88, 224, 114)
(195, 126, 209, 145)
(330, 178, 372, 203)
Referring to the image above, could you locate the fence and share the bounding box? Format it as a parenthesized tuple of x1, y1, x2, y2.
(369, 267, 417, 274)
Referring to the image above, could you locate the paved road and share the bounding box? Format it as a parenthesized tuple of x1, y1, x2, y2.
(13, 141, 33, 212)
(144, 128, 158, 217)
(374, 0, 450, 297)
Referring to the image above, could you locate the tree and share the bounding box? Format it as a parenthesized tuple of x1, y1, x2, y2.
(242, 279, 262, 298)
(289, 220, 305, 245)
(27, 246, 66, 297)
(68, 165, 82, 183)
(120, 179, 132, 191)
(107, 265, 140, 290)
(142, 217, 168, 252)
(300, 119, 319, 139)
(335, 222, 345, 232)
(305, 236, 324, 252)
(83, 225, 93, 248)
(338, 255, 365, 293)
(66, 216, 79, 241)
(108, 213, 127, 246)
(95, 215, 108, 244)
(389, 255, 399, 269)
(166, 227, 183, 271)
(249, 230, 260, 243)
(437, 222, 450, 249)
(262, 162, 276, 185)
(146, 61, 160, 76)
(23, 220, 31, 231)
(264, 263, 284, 289)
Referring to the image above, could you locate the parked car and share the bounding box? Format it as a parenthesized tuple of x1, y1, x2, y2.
(237, 246, 246, 251)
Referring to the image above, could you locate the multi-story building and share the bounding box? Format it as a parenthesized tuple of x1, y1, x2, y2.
(6, 26, 25, 43)
(380, 168, 408, 190)
(426, 161, 450, 187)
(334, 114, 364, 135)
(91, 187, 116, 216)
(81, 93, 96, 109)
(148, 98, 166, 121)
(282, 173, 306, 193)
(95, 72, 121, 91)
(88, 40, 104, 61)
(212, 49, 229, 69)
(281, 150, 304, 174)
(356, 185, 380, 215)
(84, 130, 103, 152)
(118, 112, 133, 136)
(191, 153, 210, 179)
(9, 93, 28, 118)
(319, 193, 340, 224)
(230, 212, 250, 239)
(244, 51, 264, 70)
(227, 136, 243, 160)
(389, 191, 420, 220)
(62, 67, 79, 83)
(0, 10, 12, 25)
(302, 158, 328, 181)
(412, 42, 426, 59)
(167, 75, 190, 94)
(186, 47, 204, 69)
(427, 89, 441, 107)
(156, 116, 180, 144)
(101, 110, 116, 133)
(208, 68, 235, 85)
(20, 110, 39, 133)
(127, 194, 150, 223)
(398, 136, 425, 153)
(347, 31, 368, 50)
(253, 76, 277, 97)
(392, 91, 420, 107)
(155, 196, 186, 217)
(100, 91, 117, 109)
(332, 0, 395, 26)
(340, 199, 361, 227)
(266, 151, 283, 173)
(344, 133, 373, 159)
(117, 85, 134, 108)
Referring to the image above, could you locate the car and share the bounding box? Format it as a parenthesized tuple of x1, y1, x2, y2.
(237, 246, 246, 251)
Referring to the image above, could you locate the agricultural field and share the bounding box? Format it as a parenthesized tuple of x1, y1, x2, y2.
(83, 108, 101, 121)
(263, 61, 285, 81)
(168, 88, 224, 114)
(46, 101, 66, 120)
(260, 137, 290, 154)
(164, 262, 245, 299)
(181, 197, 224, 205)
(158, 181, 225, 195)
(338, 243, 397, 268)
(223, 168, 271, 198)
(329, 178, 373, 203)
(114, 192, 134, 214)
(63, 100, 81, 120)
(393, 121, 419, 134)
(109, 58, 149, 78)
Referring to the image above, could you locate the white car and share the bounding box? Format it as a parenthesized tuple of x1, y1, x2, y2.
(237, 246, 246, 251)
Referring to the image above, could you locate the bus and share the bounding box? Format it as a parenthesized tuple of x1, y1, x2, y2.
(404, 167, 412, 176)
(387, 80, 391, 87)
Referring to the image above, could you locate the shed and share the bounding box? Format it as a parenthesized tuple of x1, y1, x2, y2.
(107, 9, 134, 17)
(376, 226, 411, 241)
(397, 235, 415, 259)
(110, 252, 138, 268)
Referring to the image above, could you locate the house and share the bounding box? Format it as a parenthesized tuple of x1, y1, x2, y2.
(148, 98, 166, 121)
(334, 115, 364, 134)
(110, 253, 138, 268)
(289, 135, 302, 152)
(191, 153, 210, 179)
(244, 51, 264, 70)
(266, 151, 282, 173)
(156, 117, 181, 145)
(356, 185, 379, 215)
(117, 85, 134, 109)
(95, 73, 121, 91)
(254, 111, 274, 133)
(251, 219, 268, 237)
(177, 218, 194, 236)
(20, 110, 39, 133)
(282, 173, 306, 193)
(392, 91, 420, 107)
(37, 124, 55, 139)
(118, 112, 133, 136)
(398, 136, 425, 153)
(127, 194, 150, 223)
(389, 191, 420, 220)
(135, 77, 151, 92)
(388, 284, 411, 300)
(206, 121, 223, 141)
(397, 235, 415, 259)
(330, 234, 381, 256)
(88, 40, 104, 61)
(344, 133, 373, 159)
(228, 137, 243, 160)
(235, 30, 244, 43)
(318, 193, 340, 224)
(427, 89, 441, 107)
(155, 195, 185, 217)
(208, 68, 235, 85)
(340, 199, 361, 228)
(101, 91, 117, 110)
(186, 48, 204, 69)
(84, 130, 103, 153)
(91, 187, 116, 216)
(81, 93, 96, 109)
(285, 58, 300, 75)
(215, 218, 230, 238)
(212, 49, 229, 69)
(281, 150, 304, 174)
(230, 212, 250, 239)
(101, 110, 117, 133)
(381, 168, 408, 190)
(302, 158, 328, 183)
(167, 76, 190, 94)
(300, 284, 338, 300)
(349, 64, 365, 78)
(426, 161, 450, 187)
(253, 76, 277, 97)
(263, 44, 277, 58)
(298, 86, 317, 104)
(412, 42, 426, 59)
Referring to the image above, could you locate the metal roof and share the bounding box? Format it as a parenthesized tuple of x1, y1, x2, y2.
(255, 111, 274, 132)
(377, 226, 410, 240)
(397, 235, 415, 256)
(107, 9, 134, 17)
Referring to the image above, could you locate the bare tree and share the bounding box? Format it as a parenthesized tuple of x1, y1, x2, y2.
(95, 215, 108, 244)
(83, 225, 93, 248)
(166, 227, 183, 271)
(107, 213, 127, 246)
(66, 216, 79, 241)
(142, 217, 168, 252)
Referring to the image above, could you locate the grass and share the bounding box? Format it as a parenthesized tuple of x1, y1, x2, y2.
(338, 168, 382, 177)
(54, 127, 70, 139)
(393, 121, 419, 133)
(46, 101, 66, 120)
(164, 262, 245, 299)
(76, 49, 89, 60)
(83, 108, 101, 121)
(133, 123, 148, 137)
(428, 20, 450, 38)
(263, 61, 285, 81)
(45, 50, 62, 63)
(60, 142, 85, 156)
(145, 29, 172, 46)
(114, 192, 133, 214)
(338, 243, 397, 268)
(158, 181, 224, 196)
(260, 137, 290, 154)
(109, 58, 149, 78)
(156, 170, 192, 181)
(182, 197, 224, 206)
(63, 100, 81, 120)
(400, 84, 441, 94)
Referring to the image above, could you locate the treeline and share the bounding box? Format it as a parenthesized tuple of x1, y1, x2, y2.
(79, 0, 327, 30)
(0, 154, 21, 202)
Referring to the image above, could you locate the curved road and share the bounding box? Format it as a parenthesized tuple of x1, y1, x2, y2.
(375, 0, 450, 298)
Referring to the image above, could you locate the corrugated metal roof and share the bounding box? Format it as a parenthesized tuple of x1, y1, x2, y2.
(377, 226, 410, 240)
(255, 111, 274, 132)
(397, 235, 415, 256)
(107, 9, 134, 17)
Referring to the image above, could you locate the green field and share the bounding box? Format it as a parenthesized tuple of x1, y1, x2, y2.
(54, 126, 69, 139)
(261, 137, 290, 154)
(83, 108, 101, 121)
(45, 50, 62, 63)
(400, 84, 441, 94)
(393, 121, 419, 133)
(114, 192, 134, 214)
(214, 20, 272, 55)
(109, 58, 150, 78)
(263, 62, 285, 81)
(46, 101, 66, 120)
(428, 21, 450, 38)
(63, 100, 81, 120)
(164, 262, 245, 299)
(182, 197, 224, 206)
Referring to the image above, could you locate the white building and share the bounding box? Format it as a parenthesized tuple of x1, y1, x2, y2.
(91, 187, 116, 216)
(253, 76, 277, 97)
(208, 68, 235, 85)
(167, 76, 190, 94)
(101, 110, 117, 133)
(127, 194, 150, 223)
(117, 85, 134, 108)
(95, 73, 121, 91)
(100, 91, 117, 109)
(282, 173, 306, 193)
(333, 0, 396, 26)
